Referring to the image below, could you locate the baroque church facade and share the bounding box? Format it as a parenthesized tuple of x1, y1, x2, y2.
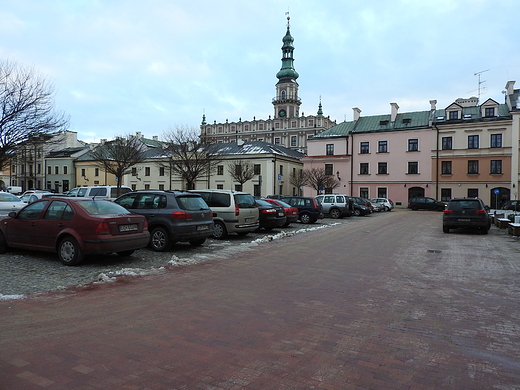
(200, 17, 336, 153)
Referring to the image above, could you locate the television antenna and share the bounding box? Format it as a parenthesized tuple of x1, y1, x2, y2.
(470, 69, 489, 101)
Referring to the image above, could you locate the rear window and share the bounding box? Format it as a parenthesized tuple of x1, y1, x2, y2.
(234, 194, 256, 208)
(208, 193, 230, 208)
(111, 187, 131, 198)
(89, 188, 107, 197)
(177, 196, 209, 211)
(447, 200, 481, 211)
(77, 200, 131, 215)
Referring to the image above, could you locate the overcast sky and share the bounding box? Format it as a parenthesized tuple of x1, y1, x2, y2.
(1, 0, 519, 143)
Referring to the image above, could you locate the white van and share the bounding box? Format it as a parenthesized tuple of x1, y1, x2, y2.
(67, 185, 132, 201)
(6, 186, 22, 195)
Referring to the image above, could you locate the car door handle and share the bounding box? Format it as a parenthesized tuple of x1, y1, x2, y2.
(57, 223, 64, 227)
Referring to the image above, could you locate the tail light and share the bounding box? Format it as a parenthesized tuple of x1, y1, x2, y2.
(95, 222, 111, 235)
(171, 212, 192, 219)
(312, 199, 319, 209)
(475, 209, 487, 215)
(143, 219, 148, 231)
(235, 204, 240, 216)
(443, 210, 453, 214)
(261, 208, 276, 214)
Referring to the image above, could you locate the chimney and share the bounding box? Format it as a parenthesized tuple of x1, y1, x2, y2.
(136, 131, 142, 138)
(390, 103, 399, 122)
(430, 100, 437, 110)
(353, 107, 361, 121)
(152, 136, 158, 141)
(237, 138, 245, 146)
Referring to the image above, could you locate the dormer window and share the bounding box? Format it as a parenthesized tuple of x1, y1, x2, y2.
(449, 111, 459, 120)
(379, 120, 389, 125)
(485, 107, 495, 117)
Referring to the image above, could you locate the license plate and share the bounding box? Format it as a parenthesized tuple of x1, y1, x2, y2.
(458, 219, 471, 222)
(197, 225, 209, 231)
(119, 224, 138, 232)
(245, 217, 254, 223)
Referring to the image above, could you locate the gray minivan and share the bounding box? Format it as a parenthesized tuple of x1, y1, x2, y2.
(190, 190, 259, 239)
(315, 194, 351, 219)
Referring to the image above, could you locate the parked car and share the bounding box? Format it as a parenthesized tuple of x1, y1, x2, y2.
(19, 190, 50, 203)
(26, 192, 53, 203)
(114, 190, 214, 251)
(6, 186, 22, 195)
(281, 196, 323, 224)
(0, 192, 25, 217)
(255, 199, 286, 230)
(67, 185, 132, 201)
(189, 190, 259, 239)
(408, 197, 446, 211)
(262, 198, 299, 226)
(443, 198, 491, 234)
(315, 194, 351, 219)
(501, 200, 520, 212)
(348, 196, 372, 216)
(0, 198, 149, 265)
(370, 198, 394, 211)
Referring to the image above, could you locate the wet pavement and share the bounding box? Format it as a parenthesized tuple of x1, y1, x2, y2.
(1, 209, 520, 389)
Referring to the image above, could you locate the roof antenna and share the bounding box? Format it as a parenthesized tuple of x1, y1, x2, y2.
(471, 69, 489, 102)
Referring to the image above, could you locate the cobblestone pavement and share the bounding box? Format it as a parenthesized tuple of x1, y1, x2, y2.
(2, 209, 520, 389)
(0, 217, 349, 297)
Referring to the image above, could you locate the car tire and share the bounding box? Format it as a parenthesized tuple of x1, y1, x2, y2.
(58, 237, 84, 266)
(436, 206, 445, 211)
(299, 213, 311, 224)
(411, 205, 418, 211)
(353, 209, 361, 216)
(116, 250, 134, 257)
(330, 209, 341, 219)
(443, 226, 450, 233)
(212, 221, 227, 239)
(0, 232, 7, 254)
(481, 227, 488, 235)
(385, 206, 390, 212)
(150, 227, 172, 252)
(189, 238, 206, 246)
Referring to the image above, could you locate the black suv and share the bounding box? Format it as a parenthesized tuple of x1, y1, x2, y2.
(114, 190, 214, 251)
(408, 197, 446, 211)
(443, 198, 491, 234)
(282, 196, 323, 224)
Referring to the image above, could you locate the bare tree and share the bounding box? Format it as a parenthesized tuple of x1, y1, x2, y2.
(0, 60, 69, 170)
(89, 135, 147, 196)
(303, 167, 340, 195)
(289, 169, 305, 195)
(160, 126, 222, 190)
(227, 160, 255, 191)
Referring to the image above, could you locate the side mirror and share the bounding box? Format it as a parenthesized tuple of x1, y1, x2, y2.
(8, 211, 17, 218)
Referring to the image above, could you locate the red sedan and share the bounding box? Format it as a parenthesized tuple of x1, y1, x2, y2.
(0, 197, 149, 265)
(262, 198, 299, 227)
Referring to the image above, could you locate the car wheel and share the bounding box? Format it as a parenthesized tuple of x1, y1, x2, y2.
(189, 238, 206, 246)
(411, 205, 418, 211)
(212, 221, 227, 239)
(0, 232, 7, 254)
(150, 227, 172, 252)
(330, 209, 341, 219)
(353, 209, 361, 216)
(385, 206, 390, 212)
(116, 250, 134, 257)
(58, 237, 84, 266)
(481, 227, 488, 235)
(436, 206, 445, 211)
(299, 213, 311, 224)
(443, 226, 450, 233)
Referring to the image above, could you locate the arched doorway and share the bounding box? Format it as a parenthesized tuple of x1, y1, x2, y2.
(0, 180, 5, 191)
(490, 187, 510, 210)
(408, 186, 424, 199)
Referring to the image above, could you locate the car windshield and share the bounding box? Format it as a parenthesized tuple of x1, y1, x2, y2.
(0, 193, 22, 202)
(177, 195, 209, 211)
(77, 200, 131, 215)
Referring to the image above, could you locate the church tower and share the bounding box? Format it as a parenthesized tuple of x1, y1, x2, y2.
(272, 16, 301, 119)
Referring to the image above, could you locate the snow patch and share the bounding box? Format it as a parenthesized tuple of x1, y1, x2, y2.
(0, 294, 25, 301)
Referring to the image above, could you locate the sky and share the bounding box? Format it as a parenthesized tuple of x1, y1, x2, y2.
(1, 0, 519, 143)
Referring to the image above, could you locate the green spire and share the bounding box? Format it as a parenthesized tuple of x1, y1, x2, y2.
(317, 97, 323, 116)
(276, 16, 299, 82)
(201, 113, 206, 126)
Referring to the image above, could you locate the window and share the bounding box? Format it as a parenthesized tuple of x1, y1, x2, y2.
(408, 139, 419, 151)
(326, 144, 334, 155)
(359, 188, 369, 199)
(468, 135, 479, 149)
(441, 136, 452, 150)
(468, 188, 479, 198)
(485, 107, 495, 117)
(274, 137, 281, 145)
(360, 142, 369, 154)
(279, 165, 283, 175)
(234, 165, 242, 175)
(37, 164, 41, 174)
(359, 163, 369, 175)
(144, 167, 150, 176)
(63, 166, 67, 175)
(490, 134, 502, 148)
(131, 184, 136, 191)
(441, 161, 452, 175)
(159, 167, 165, 176)
(378, 141, 388, 153)
(158, 184, 164, 190)
(468, 160, 479, 174)
(132, 167, 137, 176)
(55, 166, 59, 174)
(254, 164, 261, 175)
(81, 169, 86, 177)
(144, 184, 150, 190)
(47, 166, 52, 174)
(217, 165, 224, 175)
(441, 188, 452, 202)
(490, 160, 502, 174)
(377, 162, 387, 174)
(324, 164, 333, 176)
(94, 168, 99, 177)
(217, 184, 224, 189)
(407, 162, 418, 174)
(449, 111, 459, 120)
(291, 136, 297, 147)
(377, 188, 387, 198)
